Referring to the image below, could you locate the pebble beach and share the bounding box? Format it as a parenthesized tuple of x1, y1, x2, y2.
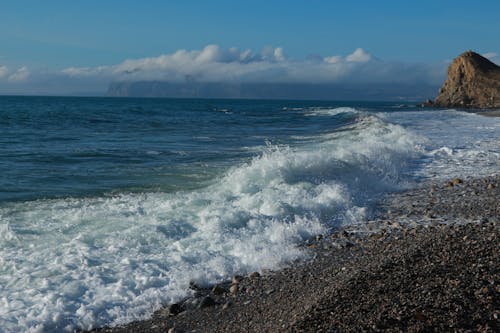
(86, 175, 499, 333)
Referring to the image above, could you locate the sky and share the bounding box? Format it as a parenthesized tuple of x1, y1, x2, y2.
(0, 0, 499, 95)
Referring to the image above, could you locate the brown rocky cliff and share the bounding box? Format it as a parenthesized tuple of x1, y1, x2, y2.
(434, 51, 500, 108)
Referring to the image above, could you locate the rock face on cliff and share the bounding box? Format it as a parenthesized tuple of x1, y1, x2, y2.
(434, 51, 500, 109)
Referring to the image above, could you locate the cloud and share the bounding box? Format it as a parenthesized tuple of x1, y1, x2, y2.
(324, 55, 342, 64)
(345, 48, 372, 62)
(483, 52, 497, 59)
(8, 66, 30, 82)
(58, 45, 442, 85)
(0, 45, 448, 95)
(0, 65, 8, 78)
(482, 52, 499, 65)
(62, 66, 108, 77)
(105, 44, 290, 81)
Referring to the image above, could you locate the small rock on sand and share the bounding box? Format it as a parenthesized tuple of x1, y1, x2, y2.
(229, 284, 238, 294)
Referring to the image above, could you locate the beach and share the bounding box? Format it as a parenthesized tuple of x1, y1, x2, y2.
(2, 3, 499, 332)
(2, 97, 499, 332)
(87, 175, 499, 332)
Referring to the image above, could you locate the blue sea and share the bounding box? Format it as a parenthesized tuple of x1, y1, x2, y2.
(0, 96, 498, 332)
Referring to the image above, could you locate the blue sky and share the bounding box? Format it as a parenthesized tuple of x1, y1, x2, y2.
(0, 0, 499, 94)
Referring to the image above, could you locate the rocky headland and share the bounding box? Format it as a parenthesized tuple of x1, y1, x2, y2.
(434, 51, 500, 109)
(85, 176, 499, 333)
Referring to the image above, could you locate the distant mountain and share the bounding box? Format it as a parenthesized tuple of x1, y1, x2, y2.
(434, 51, 500, 108)
(107, 81, 439, 101)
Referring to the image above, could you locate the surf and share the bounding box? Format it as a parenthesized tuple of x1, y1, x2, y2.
(0, 110, 423, 332)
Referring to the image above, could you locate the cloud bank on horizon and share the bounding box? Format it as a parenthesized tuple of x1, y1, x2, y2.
(0, 45, 498, 95)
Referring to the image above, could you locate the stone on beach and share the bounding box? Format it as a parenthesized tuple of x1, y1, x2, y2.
(197, 296, 216, 309)
(229, 284, 238, 294)
(211, 284, 225, 296)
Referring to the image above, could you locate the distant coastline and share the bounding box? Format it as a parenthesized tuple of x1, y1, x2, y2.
(106, 81, 439, 101)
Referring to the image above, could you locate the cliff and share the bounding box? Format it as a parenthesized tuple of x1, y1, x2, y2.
(434, 51, 500, 108)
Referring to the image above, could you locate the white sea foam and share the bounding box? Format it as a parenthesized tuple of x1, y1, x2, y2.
(0, 113, 423, 332)
(381, 109, 500, 179)
(305, 106, 360, 117)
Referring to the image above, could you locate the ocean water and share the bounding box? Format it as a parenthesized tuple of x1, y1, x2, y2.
(0, 96, 498, 332)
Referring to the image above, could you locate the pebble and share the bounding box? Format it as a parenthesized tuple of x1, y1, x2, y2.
(391, 221, 402, 228)
(265, 288, 275, 295)
(229, 284, 238, 294)
(249, 272, 261, 278)
(198, 296, 216, 309)
(168, 328, 185, 333)
(211, 284, 225, 295)
(330, 242, 343, 249)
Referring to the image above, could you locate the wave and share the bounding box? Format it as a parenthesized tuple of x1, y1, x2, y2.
(304, 106, 360, 117)
(0, 113, 423, 332)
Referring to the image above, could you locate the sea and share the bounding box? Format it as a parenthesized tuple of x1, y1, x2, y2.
(0, 96, 498, 332)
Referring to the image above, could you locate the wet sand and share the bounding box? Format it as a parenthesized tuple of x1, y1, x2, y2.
(84, 175, 499, 332)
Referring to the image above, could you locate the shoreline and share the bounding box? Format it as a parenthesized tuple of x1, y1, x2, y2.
(85, 175, 499, 332)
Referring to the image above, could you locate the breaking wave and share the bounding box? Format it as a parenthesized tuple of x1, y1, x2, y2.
(0, 112, 423, 332)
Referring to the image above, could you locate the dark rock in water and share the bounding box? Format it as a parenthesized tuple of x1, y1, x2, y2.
(188, 281, 201, 290)
(419, 99, 434, 107)
(434, 51, 500, 109)
(167, 303, 184, 316)
(232, 275, 244, 284)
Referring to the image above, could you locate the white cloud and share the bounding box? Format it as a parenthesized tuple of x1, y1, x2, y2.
(483, 52, 497, 59)
(62, 66, 108, 77)
(482, 52, 499, 65)
(273, 47, 286, 62)
(345, 48, 372, 62)
(8, 66, 30, 82)
(58, 46, 389, 84)
(0, 65, 8, 78)
(0, 45, 448, 95)
(324, 55, 342, 64)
